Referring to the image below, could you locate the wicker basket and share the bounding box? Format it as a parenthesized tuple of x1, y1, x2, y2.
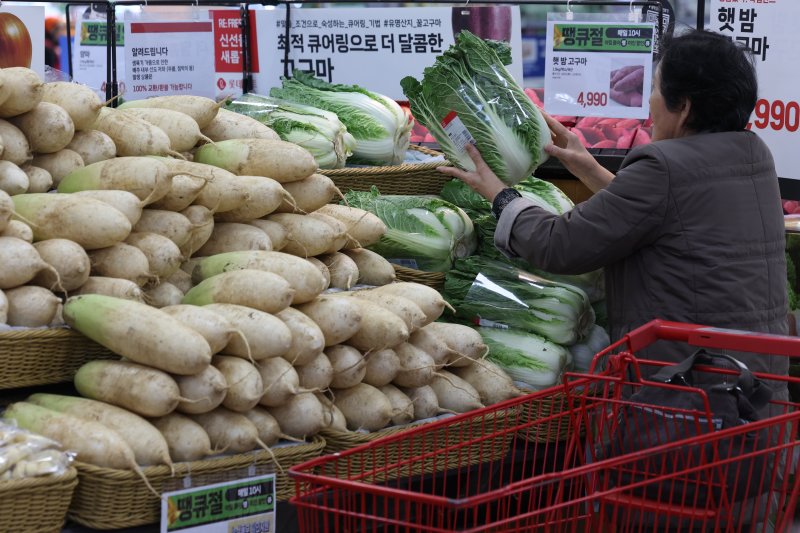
(515, 389, 573, 443)
(326, 145, 451, 196)
(392, 264, 446, 291)
(319, 409, 515, 484)
(68, 436, 326, 530)
(0, 468, 78, 533)
(0, 327, 116, 389)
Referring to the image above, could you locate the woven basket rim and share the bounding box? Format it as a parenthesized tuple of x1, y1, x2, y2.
(0, 467, 78, 491)
(0, 326, 80, 341)
(325, 144, 450, 178)
(392, 264, 446, 281)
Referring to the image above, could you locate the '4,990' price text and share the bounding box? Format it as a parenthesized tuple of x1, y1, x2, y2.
(577, 91, 608, 108)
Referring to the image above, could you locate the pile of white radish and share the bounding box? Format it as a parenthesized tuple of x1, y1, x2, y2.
(0, 80, 522, 483)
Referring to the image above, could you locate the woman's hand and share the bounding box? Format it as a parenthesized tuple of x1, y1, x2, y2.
(542, 111, 614, 192)
(437, 144, 506, 202)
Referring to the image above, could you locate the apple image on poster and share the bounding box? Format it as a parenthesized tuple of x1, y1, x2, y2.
(0, 13, 32, 68)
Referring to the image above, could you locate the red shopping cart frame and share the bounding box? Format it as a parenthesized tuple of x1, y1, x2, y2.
(290, 321, 800, 532)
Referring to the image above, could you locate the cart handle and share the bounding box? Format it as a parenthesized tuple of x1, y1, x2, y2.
(623, 320, 800, 357)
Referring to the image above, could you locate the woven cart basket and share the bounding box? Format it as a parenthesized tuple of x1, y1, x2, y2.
(326, 145, 451, 196)
(0, 328, 116, 389)
(0, 467, 78, 533)
(392, 264, 446, 291)
(68, 436, 325, 530)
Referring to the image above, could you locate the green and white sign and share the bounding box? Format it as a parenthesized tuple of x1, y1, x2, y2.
(545, 16, 654, 119)
(161, 474, 275, 533)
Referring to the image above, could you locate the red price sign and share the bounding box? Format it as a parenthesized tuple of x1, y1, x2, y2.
(577, 91, 608, 108)
(749, 98, 800, 133)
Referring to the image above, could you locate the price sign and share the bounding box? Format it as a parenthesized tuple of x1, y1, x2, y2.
(710, 0, 799, 178)
(71, 20, 125, 98)
(544, 18, 654, 119)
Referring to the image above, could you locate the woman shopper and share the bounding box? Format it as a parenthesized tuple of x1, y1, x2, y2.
(438, 29, 790, 407)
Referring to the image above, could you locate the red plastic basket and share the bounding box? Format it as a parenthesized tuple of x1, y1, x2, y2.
(290, 320, 800, 532)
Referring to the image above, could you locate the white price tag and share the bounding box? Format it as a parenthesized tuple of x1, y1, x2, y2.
(441, 111, 476, 153)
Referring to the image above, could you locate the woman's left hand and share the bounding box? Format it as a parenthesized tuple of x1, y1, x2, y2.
(437, 144, 506, 202)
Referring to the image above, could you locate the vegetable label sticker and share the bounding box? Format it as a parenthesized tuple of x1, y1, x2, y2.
(161, 474, 275, 532)
(441, 111, 477, 153)
(544, 19, 654, 119)
(709, 0, 798, 180)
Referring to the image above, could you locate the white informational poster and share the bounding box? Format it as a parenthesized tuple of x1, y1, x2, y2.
(252, 6, 523, 100)
(71, 20, 125, 98)
(544, 17, 654, 119)
(124, 14, 215, 99)
(709, 0, 797, 179)
(0, 6, 45, 77)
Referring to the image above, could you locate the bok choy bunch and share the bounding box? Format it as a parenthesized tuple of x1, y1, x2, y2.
(344, 187, 477, 272)
(401, 31, 550, 185)
(270, 71, 412, 165)
(225, 94, 356, 169)
(443, 257, 594, 345)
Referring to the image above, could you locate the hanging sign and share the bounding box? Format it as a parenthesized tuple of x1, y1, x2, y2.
(211, 9, 259, 98)
(544, 17, 655, 119)
(71, 20, 125, 98)
(709, 0, 797, 179)
(252, 6, 523, 100)
(0, 6, 45, 77)
(124, 15, 215, 99)
(161, 474, 276, 533)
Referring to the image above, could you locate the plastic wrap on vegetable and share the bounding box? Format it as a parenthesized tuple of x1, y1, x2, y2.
(443, 257, 594, 346)
(0, 420, 73, 480)
(402, 31, 550, 186)
(478, 326, 568, 390)
(344, 187, 477, 272)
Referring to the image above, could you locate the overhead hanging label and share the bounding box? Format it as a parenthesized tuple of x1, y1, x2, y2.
(211, 10, 259, 98)
(252, 6, 523, 100)
(544, 19, 654, 119)
(161, 474, 276, 533)
(709, 0, 796, 179)
(0, 6, 45, 77)
(124, 17, 215, 99)
(71, 20, 125, 98)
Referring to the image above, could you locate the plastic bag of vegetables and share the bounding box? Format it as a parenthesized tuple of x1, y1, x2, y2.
(478, 326, 570, 390)
(401, 31, 550, 185)
(270, 70, 412, 166)
(225, 94, 356, 169)
(443, 257, 594, 345)
(344, 187, 477, 272)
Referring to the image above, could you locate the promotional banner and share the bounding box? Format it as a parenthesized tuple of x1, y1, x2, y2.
(544, 16, 655, 119)
(252, 6, 523, 100)
(124, 14, 215, 99)
(0, 6, 45, 77)
(709, 0, 796, 179)
(211, 9, 259, 98)
(71, 20, 125, 98)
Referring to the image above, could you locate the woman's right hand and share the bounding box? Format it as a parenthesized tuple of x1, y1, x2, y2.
(542, 111, 614, 192)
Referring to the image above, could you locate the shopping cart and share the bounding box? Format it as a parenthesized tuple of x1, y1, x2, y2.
(290, 320, 800, 532)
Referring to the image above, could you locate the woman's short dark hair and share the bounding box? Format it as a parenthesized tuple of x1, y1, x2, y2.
(659, 29, 757, 132)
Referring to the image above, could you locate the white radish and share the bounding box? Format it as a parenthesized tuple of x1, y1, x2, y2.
(327, 345, 366, 389)
(244, 407, 291, 446)
(174, 365, 228, 415)
(306, 257, 331, 291)
(183, 269, 293, 314)
(88, 243, 155, 287)
(66, 130, 117, 165)
(319, 252, 359, 290)
(380, 384, 414, 426)
(408, 326, 453, 369)
(9, 102, 74, 153)
(307, 212, 349, 254)
(58, 156, 172, 205)
(40, 81, 105, 131)
(72, 190, 144, 227)
(119, 95, 223, 129)
(248, 219, 287, 251)
(0, 119, 31, 165)
(161, 304, 239, 355)
(0, 219, 32, 242)
(213, 176, 288, 222)
(151, 413, 213, 461)
(275, 307, 325, 366)
(125, 232, 183, 279)
(401, 385, 446, 420)
(430, 370, 484, 413)
(258, 357, 305, 407)
(451, 359, 521, 406)
(203, 303, 292, 360)
(424, 322, 488, 367)
(343, 248, 396, 286)
(20, 165, 52, 193)
(3, 286, 61, 326)
(268, 392, 326, 439)
(195, 222, 272, 256)
(297, 295, 363, 347)
(31, 149, 84, 185)
(149, 174, 205, 212)
(333, 383, 393, 432)
(314, 204, 387, 248)
(0, 289, 7, 323)
(0, 236, 57, 289)
(267, 213, 337, 258)
(0, 68, 43, 118)
(179, 205, 214, 256)
(134, 209, 194, 249)
(144, 282, 183, 308)
(194, 138, 317, 184)
(164, 269, 192, 294)
(296, 352, 334, 391)
(190, 407, 268, 454)
(120, 108, 211, 152)
(393, 343, 436, 388)
(277, 173, 339, 214)
(213, 355, 264, 413)
(351, 291, 426, 333)
(362, 349, 400, 388)
(346, 298, 410, 352)
(201, 108, 279, 142)
(64, 294, 212, 375)
(73, 276, 145, 302)
(0, 189, 10, 231)
(91, 107, 178, 157)
(0, 160, 28, 195)
(372, 283, 452, 325)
